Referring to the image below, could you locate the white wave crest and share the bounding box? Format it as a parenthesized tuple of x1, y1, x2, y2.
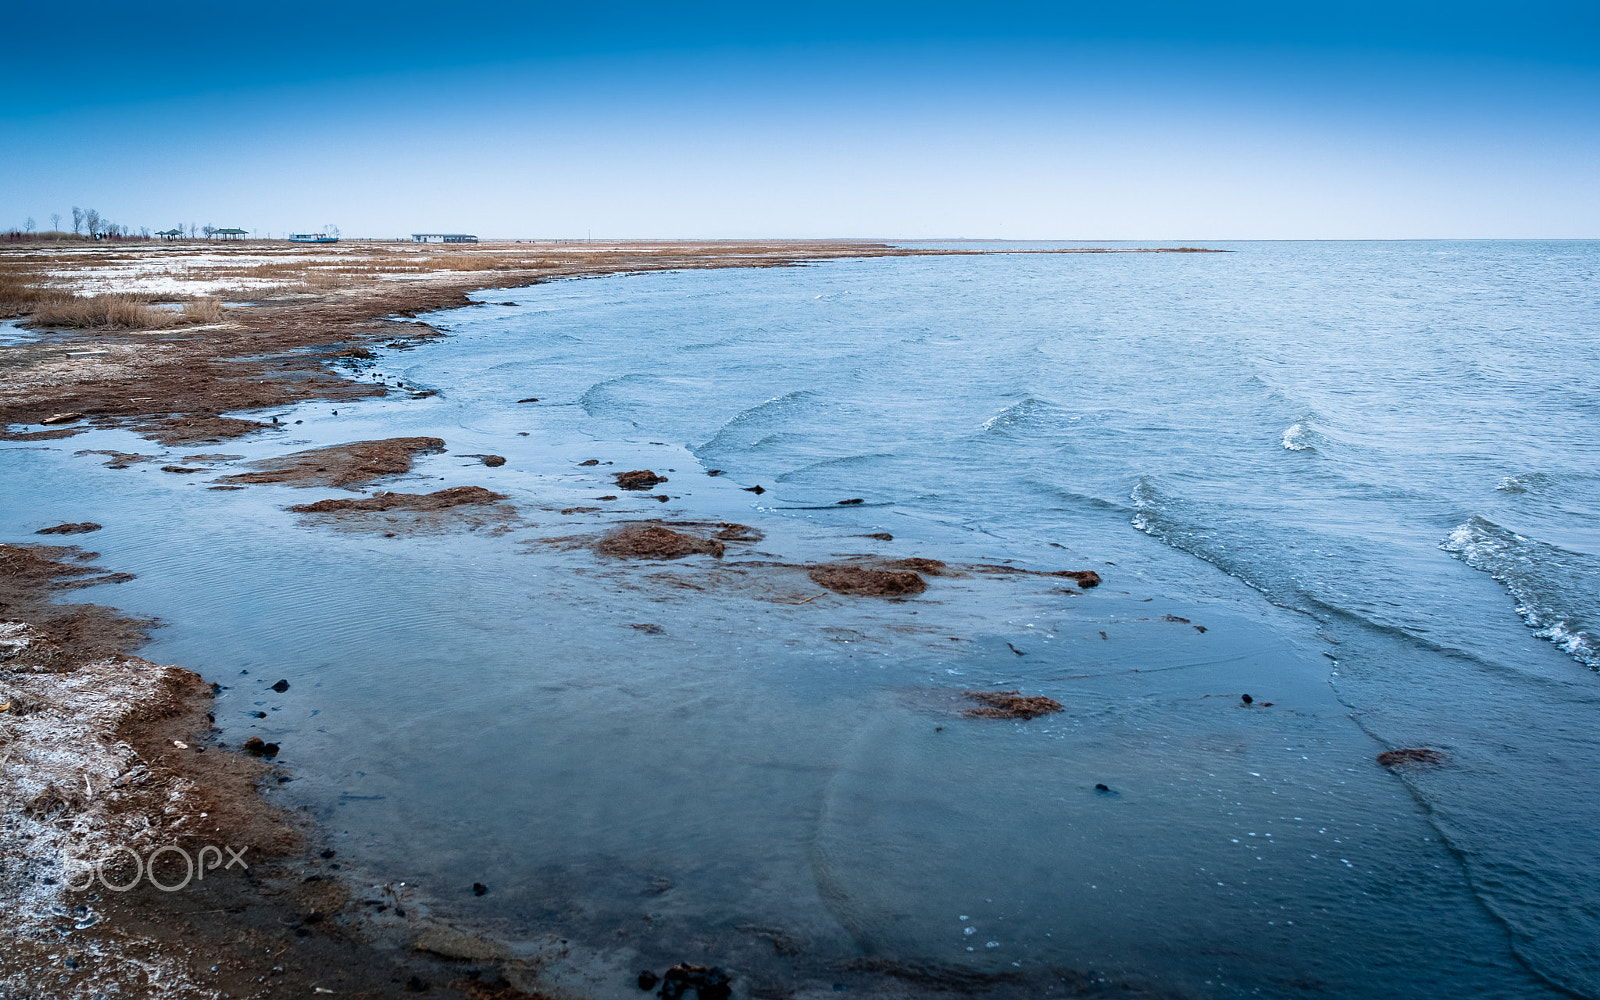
(1442, 516, 1599, 670)
(1281, 422, 1315, 452)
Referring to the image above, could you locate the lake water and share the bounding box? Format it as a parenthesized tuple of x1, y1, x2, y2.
(5, 241, 1598, 998)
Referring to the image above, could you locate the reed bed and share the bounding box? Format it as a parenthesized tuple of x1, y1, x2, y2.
(28, 294, 173, 329)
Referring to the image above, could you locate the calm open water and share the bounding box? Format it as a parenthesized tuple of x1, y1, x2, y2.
(4, 241, 1598, 998)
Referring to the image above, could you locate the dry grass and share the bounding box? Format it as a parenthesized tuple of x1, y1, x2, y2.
(181, 298, 225, 324)
(0, 271, 52, 315)
(28, 294, 168, 329)
(0, 267, 228, 330)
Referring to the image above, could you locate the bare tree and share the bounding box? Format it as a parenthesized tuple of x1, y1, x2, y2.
(188, 223, 198, 239)
(71, 207, 83, 235)
(202, 224, 216, 238)
(24, 217, 35, 233)
(50, 213, 61, 233)
(140, 226, 150, 239)
(84, 209, 102, 238)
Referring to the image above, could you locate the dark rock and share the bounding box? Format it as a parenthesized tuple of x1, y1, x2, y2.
(713, 522, 763, 542)
(629, 623, 666, 634)
(1241, 693, 1253, 705)
(706, 469, 723, 476)
(472, 882, 488, 896)
(596, 495, 618, 501)
(637, 971, 659, 991)
(406, 975, 430, 991)
(615, 469, 667, 490)
(36, 522, 102, 535)
(1377, 748, 1446, 768)
(742, 484, 766, 494)
(837, 498, 864, 505)
(1048, 569, 1102, 587)
(320, 849, 336, 859)
(659, 964, 732, 1000)
(859, 532, 892, 541)
(517, 397, 539, 403)
(243, 737, 280, 758)
(652, 494, 670, 502)
(160, 465, 205, 473)
(271, 679, 290, 693)
(579, 459, 600, 466)
(1095, 783, 1110, 792)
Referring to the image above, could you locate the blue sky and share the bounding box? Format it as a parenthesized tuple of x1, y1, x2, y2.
(4, 1, 1597, 238)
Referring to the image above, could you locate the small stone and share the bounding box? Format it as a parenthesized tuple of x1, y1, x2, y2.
(472, 882, 488, 896)
(271, 679, 290, 693)
(743, 484, 766, 494)
(637, 970, 659, 991)
(243, 737, 280, 758)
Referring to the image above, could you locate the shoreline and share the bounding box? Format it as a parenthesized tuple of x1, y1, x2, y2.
(0, 239, 1222, 441)
(1, 240, 1144, 1000)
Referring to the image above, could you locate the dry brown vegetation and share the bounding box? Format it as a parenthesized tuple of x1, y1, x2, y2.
(0, 267, 226, 329)
(963, 690, 1065, 720)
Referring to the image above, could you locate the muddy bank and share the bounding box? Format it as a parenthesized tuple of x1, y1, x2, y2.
(218, 436, 446, 489)
(808, 564, 929, 597)
(287, 486, 520, 536)
(597, 524, 725, 560)
(286, 485, 507, 513)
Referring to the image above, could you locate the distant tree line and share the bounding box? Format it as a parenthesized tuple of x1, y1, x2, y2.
(0, 206, 257, 242)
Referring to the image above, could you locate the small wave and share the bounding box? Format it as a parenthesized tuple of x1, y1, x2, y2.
(1281, 422, 1316, 452)
(576, 372, 660, 419)
(695, 389, 822, 457)
(775, 452, 896, 484)
(1496, 472, 1555, 495)
(980, 397, 1060, 436)
(1442, 517, 1599, 670)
